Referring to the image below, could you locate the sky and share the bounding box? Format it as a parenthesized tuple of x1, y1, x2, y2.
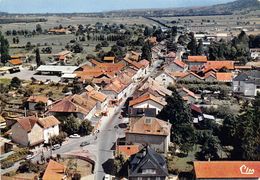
(0, 0, 235, 13)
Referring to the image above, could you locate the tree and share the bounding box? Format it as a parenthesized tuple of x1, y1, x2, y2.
(141, 42, 152, 61)
(231, 93, 260, 160)
(10, 77, 21, 88)
(36, 24, 42, 34)
(71, 43, 83, 53)
(143, 26, 152, 37)
(95, 43, 102, 51)
(34, 101, 46, 112)
(157, 87, 195, 154)
(0, 31, 10, 65)
(61, 115, 81, 135)
(35, 48, 42, 67)
(50, 132, 67, 145)
(197, 39, 204, 55)
(187, 33, 197, 55)
(196, 131, 220, 160)
(219, 114, 237, 146)
(79, 120, 93, 136)
(17, 160, 39, 173)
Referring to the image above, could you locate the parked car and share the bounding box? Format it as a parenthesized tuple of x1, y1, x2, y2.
(69, 134, 80, 138)
(52, 144, 61, 150)
(80, 141, 90, 147)
(25, 154, 34, 160)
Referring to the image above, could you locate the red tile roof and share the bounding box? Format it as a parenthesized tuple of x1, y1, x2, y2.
(27, 96, 49, 103)
(8, 59, 22, 65)
(48, 94, 97, 115)
(42, 160, 66, 180)
(126, 116, 171, 136)
(16, 116, 38, 132)
(216, 72, 233, 82)
(38, 116, 60, 129)
(173, 59, 187, 68)
(187, 56, 207, 63)
(194, 161, 260, 179)
(204, 60, 235, 72)
(129, 94, 166, 107)
(116, 145, 140, 157)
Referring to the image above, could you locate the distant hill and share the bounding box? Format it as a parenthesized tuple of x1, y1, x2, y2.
(105, 0, 260, 17)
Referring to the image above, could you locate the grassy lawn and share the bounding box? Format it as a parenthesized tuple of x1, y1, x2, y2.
(26, 83, 65, 100)
(0, 78, 11, 85)
(167, 145, 201, 174)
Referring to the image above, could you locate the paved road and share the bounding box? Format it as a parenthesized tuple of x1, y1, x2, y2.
(93, 59, 163, 180)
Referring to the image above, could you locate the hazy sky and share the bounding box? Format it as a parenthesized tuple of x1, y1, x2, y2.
(0, 0, 235, 13)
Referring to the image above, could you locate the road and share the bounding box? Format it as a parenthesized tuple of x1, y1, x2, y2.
(93, 59, 163, 180)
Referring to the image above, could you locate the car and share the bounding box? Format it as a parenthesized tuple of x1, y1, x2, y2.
(80, 141, 90, 147)
(25, 154, 34, 160)
(52, 144, 61, 150)
(69, 134, 81, 138)
(104, 174, 110, 180)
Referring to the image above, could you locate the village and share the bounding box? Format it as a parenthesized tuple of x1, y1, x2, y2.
(0, 0, 260, 179)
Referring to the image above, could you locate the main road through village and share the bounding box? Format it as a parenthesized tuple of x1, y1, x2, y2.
(94, 58, 163, 180)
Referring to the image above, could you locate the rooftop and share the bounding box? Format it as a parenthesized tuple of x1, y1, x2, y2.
(129, 94, 166, 107)
(187, 56, 207, 63)
(42, 160, 66, 180)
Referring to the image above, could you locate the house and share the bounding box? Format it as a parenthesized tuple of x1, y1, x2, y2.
(154, 71, 176, 87)
(165, 52, 176, 62)
(11, 116, 44, 147)
(127, 51, 141, 61)
(129, 94, 166, 115)
(85, 85, 108, 111)
(165, 59, 188, 72)
(61, 73, 78, 83)
(123, 57, 150, 81)
(180, 71, 204, 82)
(116, 145, 141, 158)
(126, 116, 171, 153)
(0, 137, 13, 155)
(48, 28, 70, 35)
(6, 59, 23, 67)
(48, 94, 97, 120)
(53, 50, 72, 62)
(27, 95, 52, 111)
(186, 56, 207, 68)
(127, 108, 157, 118)
(216, 72, 233, 82)
(233, 70, 260, 96)
(178, 87, 200, 104)
(203, 60, 235, 72)
(204, 71, 217, 82)
(42, 160, 67, 180)
(38, 116, 60, 144)
(193, 161, 260, 180)
(128, 146, 168, 180)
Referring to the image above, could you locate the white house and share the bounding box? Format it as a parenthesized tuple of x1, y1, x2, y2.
(233, 70, 260, 96)
(38, 116, 60, 144)
(129, 94, 166, 114)
(154, 71, 176, 87)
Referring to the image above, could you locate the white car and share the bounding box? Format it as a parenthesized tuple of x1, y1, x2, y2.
(69, 134, 81, 138)
(104, 174, 111, 180)
(25, 154, 34, 160)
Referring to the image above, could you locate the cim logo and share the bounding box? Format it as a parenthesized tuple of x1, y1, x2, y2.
(240, 165, 255, 175)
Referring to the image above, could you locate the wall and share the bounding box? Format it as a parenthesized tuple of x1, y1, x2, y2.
(28, 123, 44, 146)
(11, 123, 29, 146)
(43, 125, 59, 143)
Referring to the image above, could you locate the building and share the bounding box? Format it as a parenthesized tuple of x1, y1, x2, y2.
(126, 116, 171, 153)
(194, 161, 260, 180)
(178, 87, 200, 104)
(27, 95, 52, 111)
(38, 116, 60, 144)
(180, 71, 204, 82)
(11, 116, 44, 147)
(103, 56, 115, 63)
(11, 116, 60, 146)
(186, 56, 208, 68)
(128, 146, 168, 180)
(48, 94, 97, 120)
(165, 59, 188, 72)
(154, 71, 176, 87)
(42, 160, 67, 180)
(85, 85, 108, 112)
(53, 50, 72, 62)
(233, 70, 260, 96)
(36, 65, 78, 76)
(216, 72, 233, 82)
(6, 59, 23, 67)
(129, 94, 166, 115)
(203, 60, 235, 73)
